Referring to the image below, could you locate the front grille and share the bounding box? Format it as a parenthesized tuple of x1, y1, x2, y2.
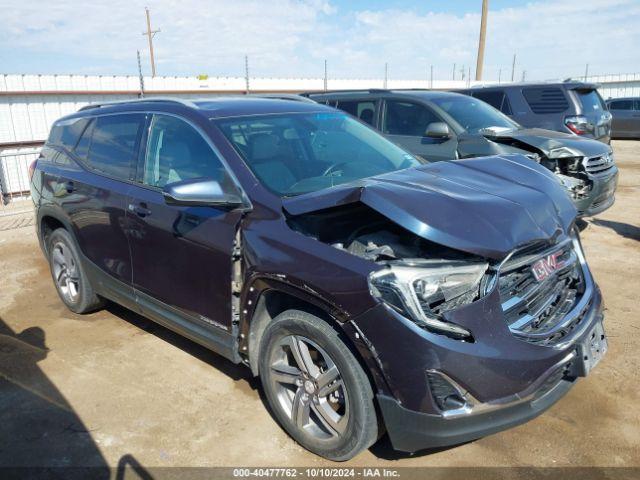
(498, 240, 589, 346)
(584, 154, 614, 174)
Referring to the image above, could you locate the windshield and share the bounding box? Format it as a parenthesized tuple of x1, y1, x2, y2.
(430, 95, 520, 134)
(216, 112, 421, 196)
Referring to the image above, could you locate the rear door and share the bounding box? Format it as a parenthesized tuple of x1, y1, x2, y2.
(54, 113, 145, 297)
(126, 113, 243, 333)
(607, 99, 635, 137)
(333, 98, 380, 127)
(470, 90, 513, 116)
(381, 99, 457, 161)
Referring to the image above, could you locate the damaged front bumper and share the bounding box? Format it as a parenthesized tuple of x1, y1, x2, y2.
(352, 280, 605, 453)
(574, 166, 619, 216)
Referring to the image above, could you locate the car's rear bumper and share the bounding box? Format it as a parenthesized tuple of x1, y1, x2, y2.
(377, 376, 575, 452)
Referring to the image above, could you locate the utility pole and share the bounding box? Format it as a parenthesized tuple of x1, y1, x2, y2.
(460, 65, 465, 81)
(452, 63, 456, 80)
(468, 66, 471, 86)
(142, 7, 160, 77)
(521, 70, 526, 81)
(384, 62, 388, 88)
(136, 50, 145, 97)
(430, 65, 433, 89)
(324, 59, 328, 91)
(511, 53, 516, 82)
(245, 55, 250, 93)
(498, 68, 502, 84)
(475, 0, 489, 81)
(584, 63, 589, 81)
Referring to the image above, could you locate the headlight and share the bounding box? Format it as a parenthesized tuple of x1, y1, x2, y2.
(368, 260, 488, 339)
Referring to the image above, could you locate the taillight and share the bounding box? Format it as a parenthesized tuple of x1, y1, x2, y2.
(564, 115, 589, 135)
(28, 159, 38, 181)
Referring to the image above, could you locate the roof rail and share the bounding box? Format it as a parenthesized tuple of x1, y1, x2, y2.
(302, 88, 390, 96)
(79, 97, 199, 111)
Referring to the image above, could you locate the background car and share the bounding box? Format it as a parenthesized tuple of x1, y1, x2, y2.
(606, 97, 640, 139)
(305, 89, 618, 216)
(457, 81, 612, 144)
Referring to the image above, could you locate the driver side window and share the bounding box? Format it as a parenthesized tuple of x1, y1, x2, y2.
(144, 114, 227, 188)
(383, 101, 441, 136)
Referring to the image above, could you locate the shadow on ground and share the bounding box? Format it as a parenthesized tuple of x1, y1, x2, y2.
(590, 219, 640, 241)
(0, 315, 109, 477)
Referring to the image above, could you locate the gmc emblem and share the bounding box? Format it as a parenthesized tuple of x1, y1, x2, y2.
(531, 251, 565, 282)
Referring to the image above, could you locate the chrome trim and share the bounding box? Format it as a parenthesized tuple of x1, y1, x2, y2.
(496, 236, 594, 348)
(430, 351, 577, 420)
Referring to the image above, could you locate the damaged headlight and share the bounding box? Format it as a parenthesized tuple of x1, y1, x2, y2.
(368, 260, 488, 340)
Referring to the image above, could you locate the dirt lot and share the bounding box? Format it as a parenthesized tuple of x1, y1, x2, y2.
(1, 141, 639, 472)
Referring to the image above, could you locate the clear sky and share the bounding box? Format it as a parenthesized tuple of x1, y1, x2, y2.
(1, 0, 638, 81)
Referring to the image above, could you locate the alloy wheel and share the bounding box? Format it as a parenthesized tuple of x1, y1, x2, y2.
(51, 241, 80, 304)
(270, 335, 349, 440)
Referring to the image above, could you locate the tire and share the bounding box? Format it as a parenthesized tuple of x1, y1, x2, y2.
(258, 309, 378, 461)
(47, 228, 104, 314)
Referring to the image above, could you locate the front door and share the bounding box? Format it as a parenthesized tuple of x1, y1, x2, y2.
(381, 99, 458, 162)
(127, 113, 243, 332)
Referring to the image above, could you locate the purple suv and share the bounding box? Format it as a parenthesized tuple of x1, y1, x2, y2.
(30, 97, 607, 460)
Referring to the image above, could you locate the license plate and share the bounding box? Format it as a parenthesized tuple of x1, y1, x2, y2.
(577, 321, 607, 376)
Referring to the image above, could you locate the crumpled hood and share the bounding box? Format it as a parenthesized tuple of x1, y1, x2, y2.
(283, 154, 577, 260)
(484, 127, 611, 158)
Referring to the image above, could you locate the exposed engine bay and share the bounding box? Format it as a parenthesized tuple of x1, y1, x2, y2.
(287, 203, 476, 263)
(482, 133, 593, 201)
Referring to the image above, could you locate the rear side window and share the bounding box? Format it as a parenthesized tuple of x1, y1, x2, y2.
(522, 87, 569, 114)
(576, 89, 605, 114)
(471, 90, 513, 115)
(608, 99, 633, 110)
(87, 114, 145, 181)
(74, 119, 95, 160)
(335, 100, 376, 126)
(48, 117, 91, 150)
(383, 101, 441, 136)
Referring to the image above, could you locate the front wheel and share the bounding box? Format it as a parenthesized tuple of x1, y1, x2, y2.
(258, 310, 378, 461)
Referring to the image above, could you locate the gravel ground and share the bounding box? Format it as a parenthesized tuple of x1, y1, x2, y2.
(0, 141, 638, 473)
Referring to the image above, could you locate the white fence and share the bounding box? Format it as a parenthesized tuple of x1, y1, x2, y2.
(1, 71, 639, 203)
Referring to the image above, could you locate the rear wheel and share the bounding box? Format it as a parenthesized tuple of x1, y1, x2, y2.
(258, 309, 378, 461)
(47, 228, 104, 314)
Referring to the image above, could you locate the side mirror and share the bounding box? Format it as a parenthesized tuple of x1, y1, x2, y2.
(163, 178, 244, 208)
(425, 122, 451, 139)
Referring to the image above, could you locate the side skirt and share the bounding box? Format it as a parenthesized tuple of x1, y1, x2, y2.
(82, 254, 241, 364)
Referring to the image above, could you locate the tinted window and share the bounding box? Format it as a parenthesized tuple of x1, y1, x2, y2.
(430, 95, 519, 134)
(472, 90, 513, 115)
(608, 100, 633, 110)
(217, 112, 420, 196)
(143, 114, 227, 188)
(87, 114, 144, 181)
(576, 89, 605, 114)
(522, 87, 569, 114)
(74, 119, 94, 160)
(335, 100, 376, 126)
(48, 117, 91, 150)
(383, 101, 441, 136)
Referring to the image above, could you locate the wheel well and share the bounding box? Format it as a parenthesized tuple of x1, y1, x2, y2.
(40, 216, 66, 253)
(247, 290, 333, 376)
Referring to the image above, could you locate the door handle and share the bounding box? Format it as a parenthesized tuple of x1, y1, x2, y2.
(128, 202, 151, 218)
(64, 181, 75, 193)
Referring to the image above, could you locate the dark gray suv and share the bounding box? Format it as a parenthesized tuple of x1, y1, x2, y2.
(457, 81, 612, 144)
(606, 97, 640, 138)
(307, 89, 618, 216)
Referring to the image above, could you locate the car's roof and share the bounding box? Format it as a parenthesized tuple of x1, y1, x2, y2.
(69, 96, 330, 121)
(462, 81, 600, 91)
(605, 96, 639, 102)
(307, 89, 468, 100)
